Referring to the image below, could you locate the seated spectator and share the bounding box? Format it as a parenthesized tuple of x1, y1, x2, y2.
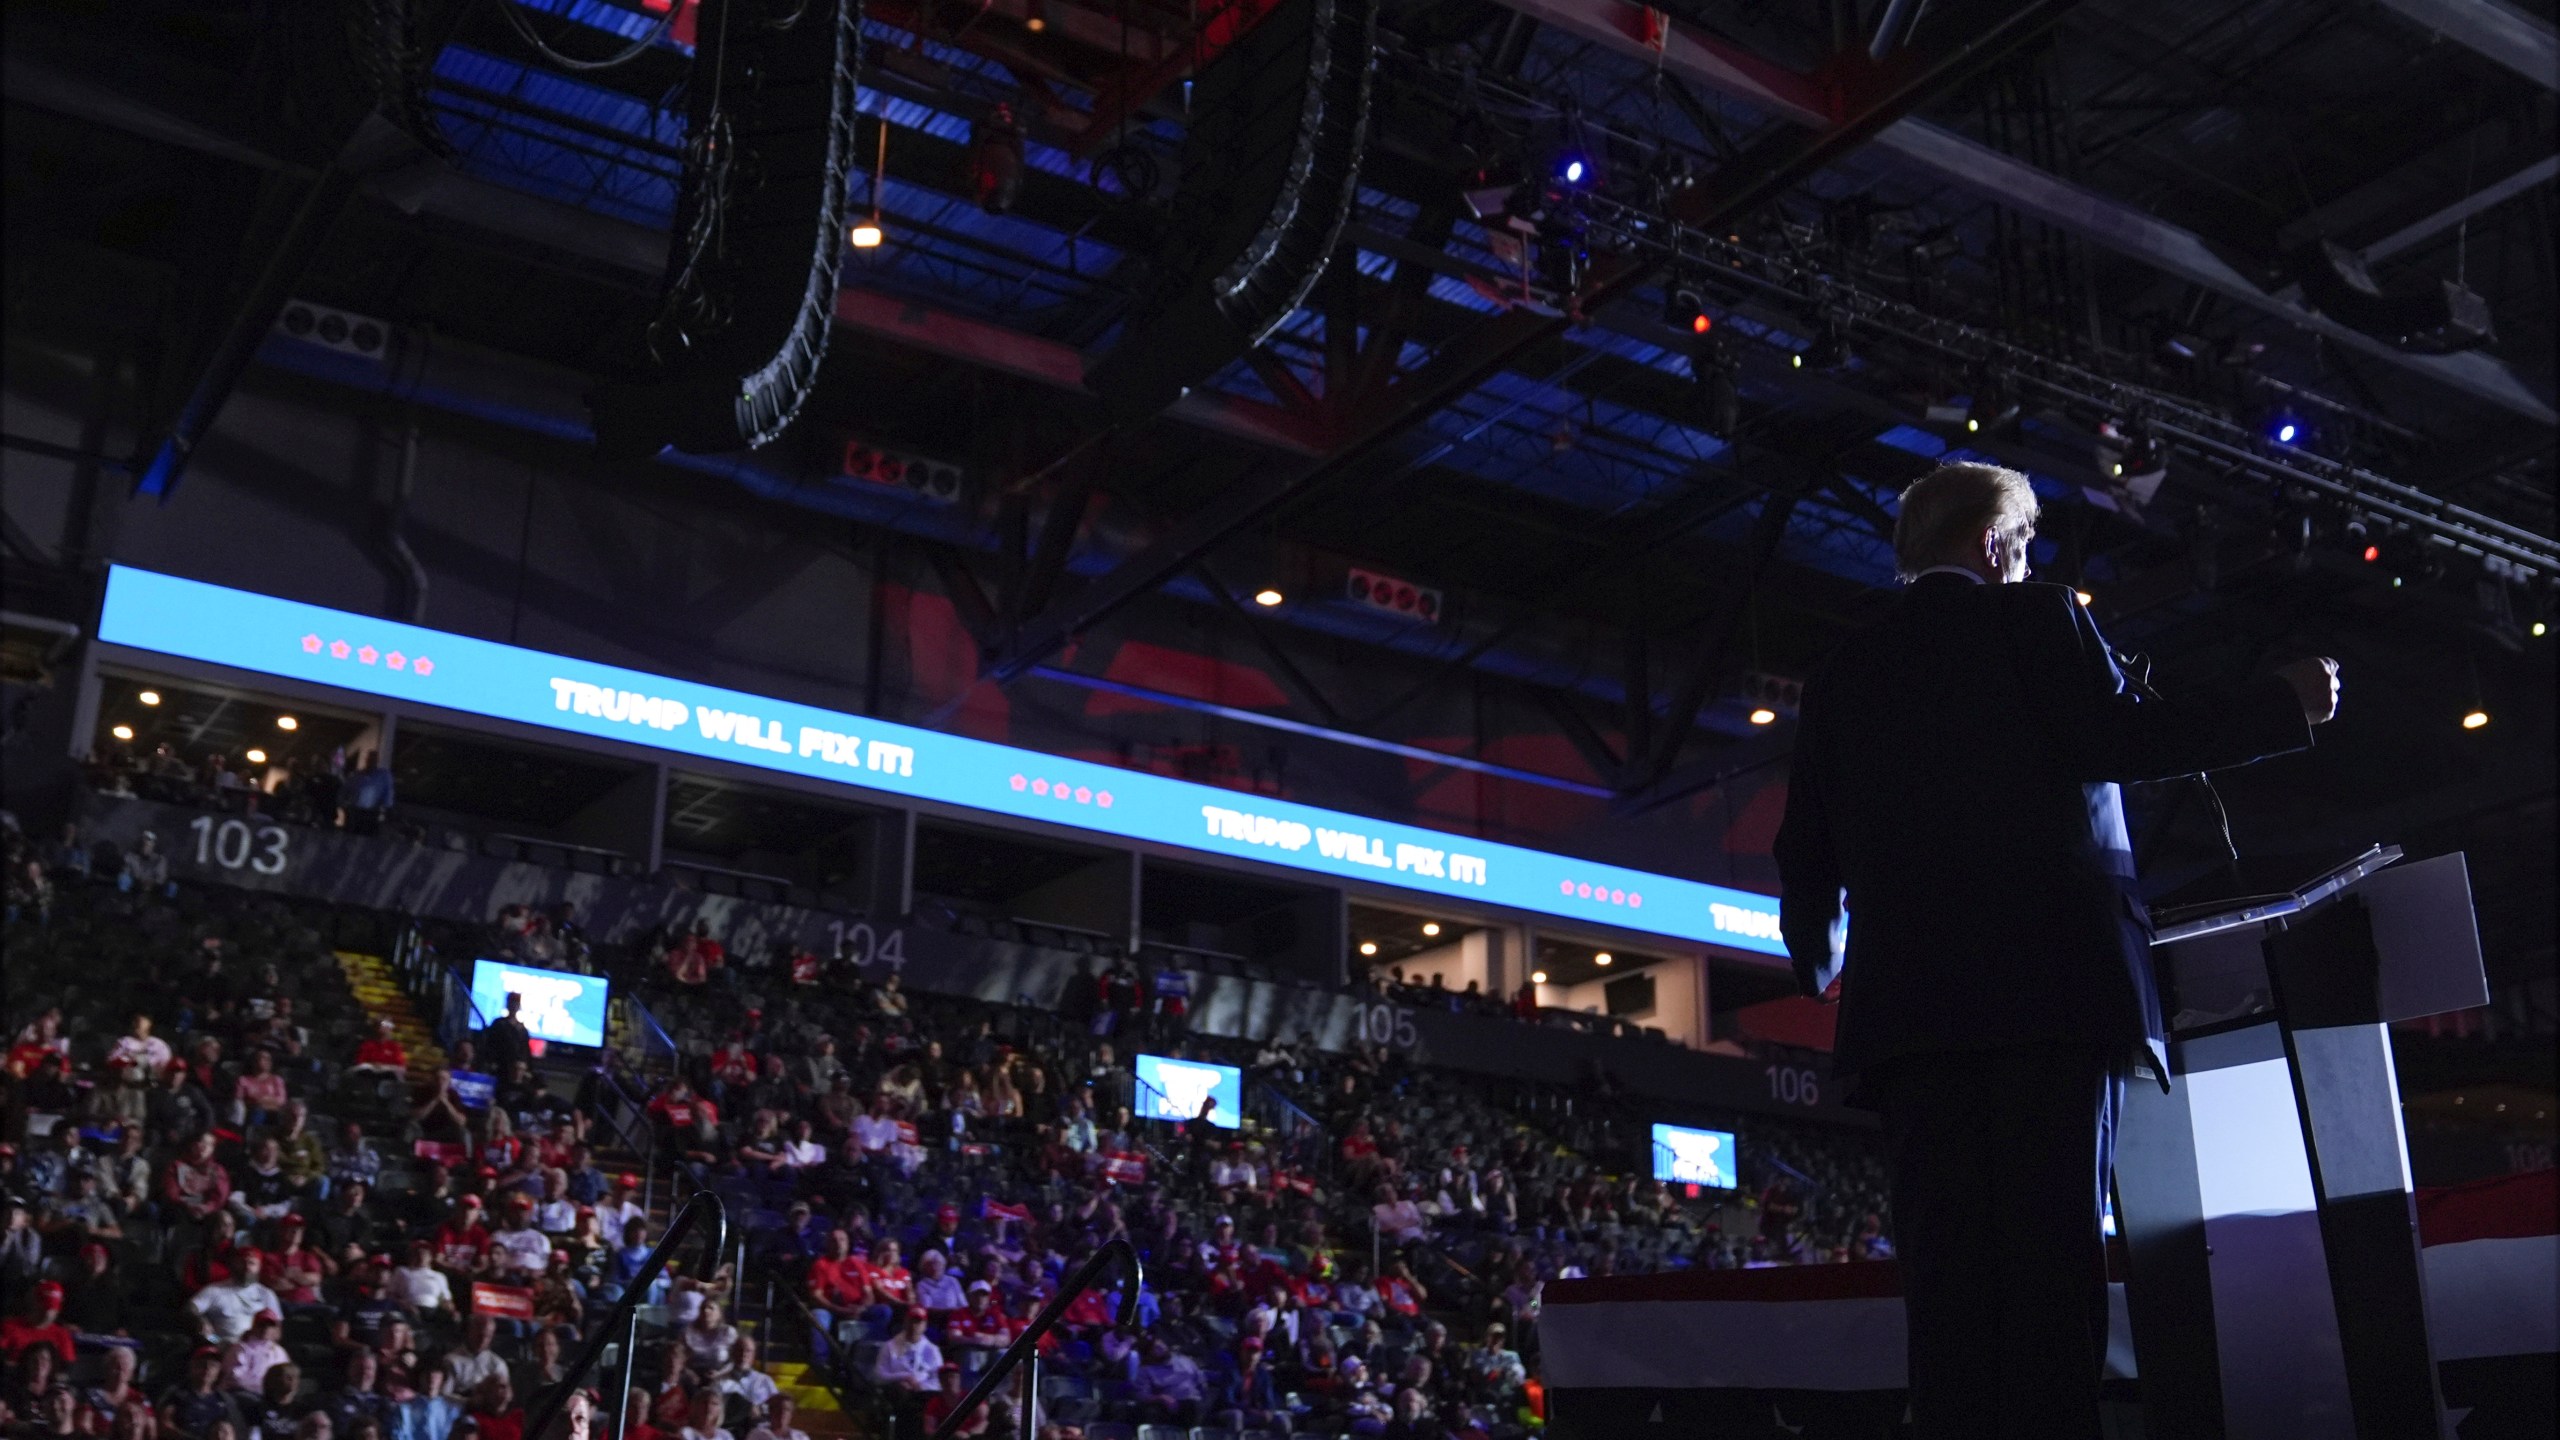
(911, 1250, 964, 1315)
(1211, 1337, 1280, 1431)
(466, 1375, 524, 1440)
(192, 1255, 282, 1343)
(310, 1179, 384, 1265)
(593, 1177, 645, 1252)
(599, 1219, 654, 1306)
(868, 1308, 939, 1440)
(443, 1315, 509, 1398)
(228, 1138, 298, 1225)
(1372, 1183, 1428, 1245)
(59, 1244, 126, 1339)
(162, 1132, 232, 1228)
(740, 1395, 804, 1440)
(350, 1022, 409, 1078)
(234, 1050, 290, 1130)
(530, 1252, 585, 1330)
(488, 1195, 553, 1281)
(225, 1314, 290, 1394)
(268, 1216, 335, 1309)
(916, 1368, 982, 1439)
(391, 1370, 461, 1440)
(1131, 1338, 1206, 1426)
(510, 1326, 572, 1407)
(712, 1336, 776, 1418)
(672, 1390, 727, 1440)
(319, 1351, 394, 1440)
(156, 1349, 237, 1440)
(677, 1302, 736, 1376)
(862, 1241, 912, 1319)
(273, 1100, 328, 1193)
(387, 1241, 455, 1321)
(0, 1282, 74, 1369)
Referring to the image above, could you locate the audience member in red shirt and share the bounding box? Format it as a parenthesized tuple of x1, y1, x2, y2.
(161, 1132, 232, 1224)
(433, 1197, 494, 1280)
(865, 1239, 914, 1311)
(804, 1230, 871, 1321)
(467, 1374, 526, 1440)
(0, 1281, 76, 1366)
(352, 1019, 410, 1074)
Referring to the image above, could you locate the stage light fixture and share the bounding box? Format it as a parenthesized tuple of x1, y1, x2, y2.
(276, 715, 299, 730)
(1663, 280, 1709, 334)
(2363, 545, 2381, 563)
(1748, 707, 1777, 726)
(2074, 590, 2093, 606)
(111, 724, 133, 741)
(2535, 621, 2549, 638)
(849, 220, 884, 249)
(1531, 970, 1549, 985)
(1421, 922, 1441, 936)
(2272, 416, 2302, 445)
(245, 749, 267, 765)
(1253, 589, 1284, 607)
(138, 690, 161, 706)
(2461, 710, 2489, 730)
(1594, 951, 1613, 966)
(1359, 941, 1378, 956)
(1024, 0, 1047, 31)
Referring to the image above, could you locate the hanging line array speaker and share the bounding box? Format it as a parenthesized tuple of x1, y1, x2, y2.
(1086, 0, 1379, 424)
(592, 0, 864, 456)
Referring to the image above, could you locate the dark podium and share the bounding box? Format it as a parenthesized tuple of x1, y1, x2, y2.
(2116, 846, 2489, 1440)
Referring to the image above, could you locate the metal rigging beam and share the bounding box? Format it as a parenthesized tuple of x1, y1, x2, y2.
(1487, 0, 2558, 425)
(982, 0, 2091, 682)
(2369, 0, 2559, 91)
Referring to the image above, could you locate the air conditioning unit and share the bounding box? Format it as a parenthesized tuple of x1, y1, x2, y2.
(1346, 566, 1443, 623)
(840, 440, 964, 504)
(275, 300, 389, 361)
(1740, 670, 1804, 716)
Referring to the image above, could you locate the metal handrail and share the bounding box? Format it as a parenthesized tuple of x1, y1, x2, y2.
(929, 1237, 1143, 1440)
(525, 1187, 728, 1440)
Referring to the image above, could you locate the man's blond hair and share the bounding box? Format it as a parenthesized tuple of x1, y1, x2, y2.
(1893, 463, 2040, 581)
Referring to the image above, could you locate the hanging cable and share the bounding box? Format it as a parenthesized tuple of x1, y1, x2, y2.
(487, 0, 681, 73)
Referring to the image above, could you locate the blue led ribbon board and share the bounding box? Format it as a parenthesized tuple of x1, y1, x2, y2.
(97, 566, 1785, 954)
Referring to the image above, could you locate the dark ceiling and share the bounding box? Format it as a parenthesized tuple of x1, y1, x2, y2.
(5, 0, 2553, 1005)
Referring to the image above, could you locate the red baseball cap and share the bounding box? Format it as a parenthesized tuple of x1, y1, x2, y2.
(937, 1205, 959, 1223)
(617, 1174, 641, 1189)
(282, 1214, 307, 1228)
(906, 1306, 928, 1322)
(35, 1280, 64, 1307)
(254, 1309, 282, 1324)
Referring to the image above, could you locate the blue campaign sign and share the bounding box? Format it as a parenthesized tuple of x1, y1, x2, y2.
(96, 566, 1785, 954)
(1651, 1122, 1738, 1189)
(470, 959, 610, 1047)
(1133, 1054, 1242, 1129)
(450, 1070, 496, 1110)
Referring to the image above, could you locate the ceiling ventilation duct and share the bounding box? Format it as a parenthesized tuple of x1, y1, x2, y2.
(1086, 0, 1378, 423)
(591, 0, 864, 456)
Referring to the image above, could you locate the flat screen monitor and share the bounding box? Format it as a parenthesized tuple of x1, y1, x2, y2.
(1651, 1122, 1738, 1189)
(469, 959, 610, 1048)
(1133, 1054, 1242, 1130)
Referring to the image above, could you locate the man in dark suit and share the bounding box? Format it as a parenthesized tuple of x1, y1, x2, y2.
(1775, 463, 2339, 1438)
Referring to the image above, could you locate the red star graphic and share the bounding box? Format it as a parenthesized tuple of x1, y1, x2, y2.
(301, 634, 323, 654)
(385, 651, 407, 671)
(357, 646, 378, 665)
(329, 640, 351, 659)
(412, 658, 434, 677)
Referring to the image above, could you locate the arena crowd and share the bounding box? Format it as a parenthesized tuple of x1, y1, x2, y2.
(4, 799, 1889, 1440)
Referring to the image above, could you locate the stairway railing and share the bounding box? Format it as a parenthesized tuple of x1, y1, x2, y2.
(930, 1237, 1144, 1440)
(525, 1186, 728, 1440)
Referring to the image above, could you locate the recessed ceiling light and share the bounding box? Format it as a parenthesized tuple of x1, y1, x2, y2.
(245, 749, 267, 764)
(1253, 589, 1284, 607)
(1594, 952, 1613, 966)
(1420, 922, 1440, 937)
(1358, 941, 1378, 956)
(2462, 710, 2489, 730)
(1530, 970, 1548, 984)
(1748, 708, 1777, 726)
(276, 715, 299, 731)
(137, 690, 161, 706)
(111, 724, 134, 741)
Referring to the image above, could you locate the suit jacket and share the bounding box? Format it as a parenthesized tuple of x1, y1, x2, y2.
(1773, 574, 2311, 1093)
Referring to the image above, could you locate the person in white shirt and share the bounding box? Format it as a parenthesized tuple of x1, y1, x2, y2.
(192, 1252, 285, 1341)
(593, 1178, 646, 1249)
(107, 1012, 172, 1079)
(741, 1395, 808, 1440)
(714, 1335, 778, 1412)
(911, 1250, 966, 1313)
(777, 1119, 826, 1173)
(849, 1097, 900, 1157)
(443, 1315, 509, 1395)
(869, 1308, 942, 1391)
(681, 1299, 740, 1374)
(390, 1240, 456, 1316)
(1371, 1184, 1427, 1244)
(491, 1201, 553, 1279)
(532, 1171, 577, 1235)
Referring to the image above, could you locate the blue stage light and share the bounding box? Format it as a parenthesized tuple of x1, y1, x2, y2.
(2275, 420, 2299, 444)
(1560, 156, 1587, 184)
